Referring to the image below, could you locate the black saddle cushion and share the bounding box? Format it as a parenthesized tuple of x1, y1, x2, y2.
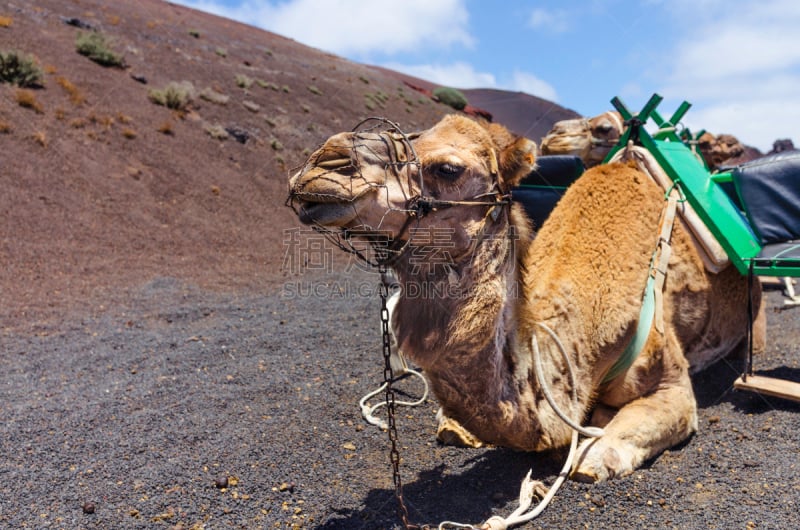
(514, 155, 585, 228)
(518, 155, 585, 188)
(754, 240, 800, 266)
(733, 150, 800, 245)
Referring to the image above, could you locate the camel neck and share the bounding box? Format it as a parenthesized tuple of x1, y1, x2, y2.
(391, 215, 518, 366)
(388, 218, 549, 442)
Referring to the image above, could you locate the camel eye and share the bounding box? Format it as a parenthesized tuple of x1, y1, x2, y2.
(597, 123, 613, 133)
(432, 162, 465, 181)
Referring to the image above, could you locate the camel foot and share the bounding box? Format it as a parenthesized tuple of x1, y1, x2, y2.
(570, 437, 637, 483)
(435, 411, 485, 448)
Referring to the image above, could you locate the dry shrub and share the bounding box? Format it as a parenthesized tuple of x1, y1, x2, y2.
(0, 50, 43, 87)
(0, 119, 11, 133)
(75, 31, 125, 67)
(15, 88, 43, 113)
(204, 123, 228, 140)
(243, 100, 260, 113)
(199, 87, 229, 105)
(148, 81, 194, 110)
(122, 128, 136, 139)
(0, 16, 12, 28)
(235, 74, 253, 88)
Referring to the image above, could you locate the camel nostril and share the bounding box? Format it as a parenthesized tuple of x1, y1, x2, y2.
(316, 157, 352, 169)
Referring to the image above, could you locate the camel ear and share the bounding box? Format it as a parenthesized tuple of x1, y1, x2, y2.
(498, 137, 537, 189)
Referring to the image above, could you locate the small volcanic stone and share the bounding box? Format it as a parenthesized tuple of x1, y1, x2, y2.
(82, 502, 96, 514)
(214, 475, 229, 489)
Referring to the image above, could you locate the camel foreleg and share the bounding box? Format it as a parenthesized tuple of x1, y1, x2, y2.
(571, 373, 698, 482)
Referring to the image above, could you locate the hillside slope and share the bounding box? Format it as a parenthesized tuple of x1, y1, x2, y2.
(0, 0, 576, 322)
(2, 4, 799, 530)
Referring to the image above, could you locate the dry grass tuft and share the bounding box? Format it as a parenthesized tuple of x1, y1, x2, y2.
(15, 89, 43, 113)
(31, 131, 47, 147)
(88, 112, 114, 128)
(55, 76, 86, 105)
(157, 121, 174, 135)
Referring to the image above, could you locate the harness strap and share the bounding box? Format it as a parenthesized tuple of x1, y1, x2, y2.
(601, 191, 678, 384)
(601, 273, 656, 385)
(653, 189, 679, 332)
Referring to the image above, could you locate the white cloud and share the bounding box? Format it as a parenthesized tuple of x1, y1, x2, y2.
(527, 8, 570, 33)
(685, 100, 800, 153)
(670, 26, 800, 83)
(175, 0, 473, 58)
(381, 61, 496, 89)
(380, 63, 559, 101)
(509, 71, 558, 102)
(661, 0, 800, 151)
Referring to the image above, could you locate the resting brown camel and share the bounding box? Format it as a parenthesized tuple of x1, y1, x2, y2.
(540, 111, 623, 167)
(697, 132, 762, 169)
(541, 111, 762, 170)
(287, 115, 765, 482)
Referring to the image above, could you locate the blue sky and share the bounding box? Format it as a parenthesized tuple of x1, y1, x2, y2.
(172, 0, 800, 152)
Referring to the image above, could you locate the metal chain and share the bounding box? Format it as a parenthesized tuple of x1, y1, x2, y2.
(378, 264, 424, 530)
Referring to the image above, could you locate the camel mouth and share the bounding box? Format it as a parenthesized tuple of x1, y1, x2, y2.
(541, 137, 589, 157)
(289, 183, 381, 228)
(293, 199, 359, 226)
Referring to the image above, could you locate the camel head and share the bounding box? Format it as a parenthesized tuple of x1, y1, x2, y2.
(697, 132, 745, 169)
(540, 111, 623, 167)
(288, 115, 537, 263)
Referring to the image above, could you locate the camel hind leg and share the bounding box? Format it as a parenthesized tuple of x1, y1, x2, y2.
(751, 294, 767, 356)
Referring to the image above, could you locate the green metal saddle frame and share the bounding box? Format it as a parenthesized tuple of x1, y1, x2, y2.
(605, 94, 800, 401)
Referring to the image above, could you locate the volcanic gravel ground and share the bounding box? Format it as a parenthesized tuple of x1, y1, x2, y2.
(1, 272, 799, 529)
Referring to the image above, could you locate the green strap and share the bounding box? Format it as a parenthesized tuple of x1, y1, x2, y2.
(601, 273, 656, 384)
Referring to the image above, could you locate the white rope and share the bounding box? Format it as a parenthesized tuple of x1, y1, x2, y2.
(358, 368, 429, 430)
(784, 277, 800, 306)
(437, 321, 603, 530)
(531, 323, 605, 439)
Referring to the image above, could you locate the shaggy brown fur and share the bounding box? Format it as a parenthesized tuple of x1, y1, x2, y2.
(288, 115, 765, 482)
